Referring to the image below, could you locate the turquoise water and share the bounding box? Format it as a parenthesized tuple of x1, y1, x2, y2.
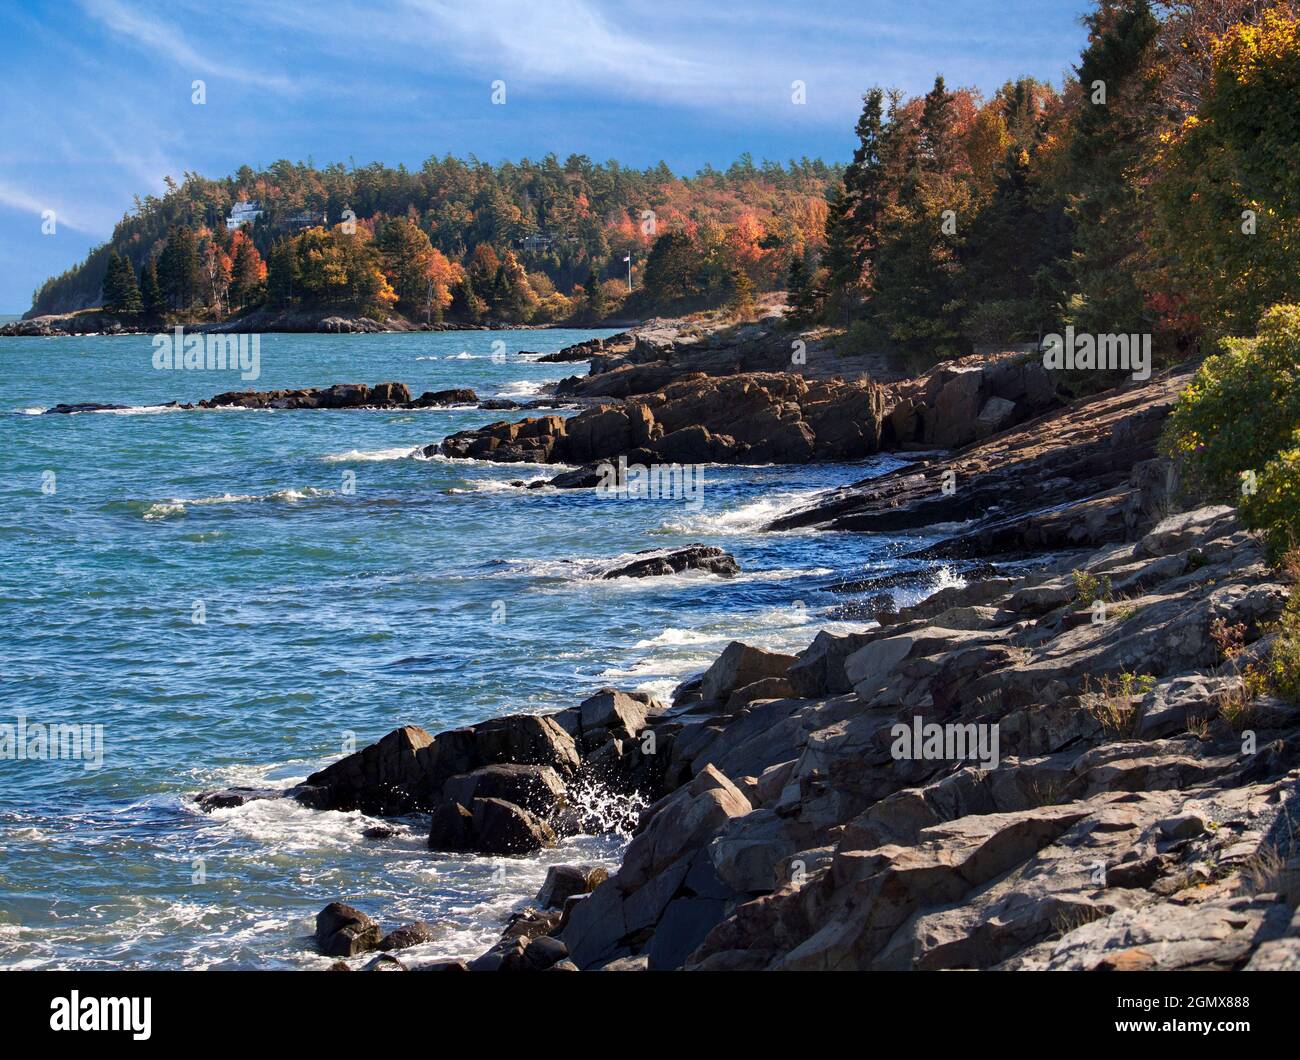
(0, 326, 949, 968)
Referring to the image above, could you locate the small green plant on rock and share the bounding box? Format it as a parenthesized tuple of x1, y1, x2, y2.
(1072, 569, 1113, 607)
(1082, 672, 1155, 736)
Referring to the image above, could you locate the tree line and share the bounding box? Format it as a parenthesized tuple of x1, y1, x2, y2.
(795, 0, 1299, 363)
(44, 153, 839, 323)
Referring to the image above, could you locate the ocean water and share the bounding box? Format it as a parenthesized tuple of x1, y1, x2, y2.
(0, 324, 958, 968)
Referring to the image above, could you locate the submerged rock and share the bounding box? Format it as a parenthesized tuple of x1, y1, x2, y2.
(600, 546, 739, 579)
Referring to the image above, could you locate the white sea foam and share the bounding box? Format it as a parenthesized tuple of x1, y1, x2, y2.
(321, 446, 417, 463)
(496, 379, 546, 398)
(142, 487, 334, 519)
(656, 487, 832, 536)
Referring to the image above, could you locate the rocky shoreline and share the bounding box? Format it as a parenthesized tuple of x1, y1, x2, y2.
(0, 307, 636, 338)
(188, 315, 1300, 971)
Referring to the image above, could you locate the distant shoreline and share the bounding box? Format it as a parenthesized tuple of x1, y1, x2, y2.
(0, 306, 640, 338)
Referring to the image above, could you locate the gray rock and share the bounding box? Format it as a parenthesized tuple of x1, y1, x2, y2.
(315, 903, 382, 957)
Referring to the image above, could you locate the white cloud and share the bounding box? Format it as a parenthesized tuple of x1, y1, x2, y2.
(78, 0, 300, 94)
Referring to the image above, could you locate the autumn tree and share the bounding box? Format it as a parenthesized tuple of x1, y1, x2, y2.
(1148, 8, 1300, 334)
(228, 230, 267, 309)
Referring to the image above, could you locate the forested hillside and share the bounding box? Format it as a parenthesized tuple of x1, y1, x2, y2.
(29, 154, 838, 323)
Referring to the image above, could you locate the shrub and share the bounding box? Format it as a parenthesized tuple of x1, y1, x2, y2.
(1162, 303, 1300, 558)
(1071, 569, 1112, 607)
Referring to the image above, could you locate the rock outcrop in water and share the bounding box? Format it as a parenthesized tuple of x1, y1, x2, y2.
(433, 372, 888, 468)
(600, 546, 740, 579)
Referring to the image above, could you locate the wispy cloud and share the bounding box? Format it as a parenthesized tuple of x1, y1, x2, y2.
(0, 179, 108, 236)
(78, 0, 301, 94)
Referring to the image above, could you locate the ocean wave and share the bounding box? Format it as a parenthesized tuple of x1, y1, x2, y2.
(321, 446, 418, 463)
(140, 487, 335, 520)
(654, 487, 833, 536)
(495, 379, 547, 398)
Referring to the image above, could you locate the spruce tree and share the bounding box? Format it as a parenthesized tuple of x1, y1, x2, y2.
(585, 266, 607, 320)
(101, 252, 124, 313)
(117, 254, 142, 315)
(1064, 0, 1161, 334)
(141, 258, 167, 318)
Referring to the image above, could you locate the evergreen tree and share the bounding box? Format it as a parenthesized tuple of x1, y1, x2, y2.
(726, 265, 756, 318)
(140, 258, 167, 317)
(100, 251, 124, 312)
(449, 275, 482, 322)
(101, 252, 141, 315)
(786, 254, 817, 323)
(265, 239, 296, 307)
(117, 254, 142, 314)
(1064, 0, 1161, 334)
(585, 266, 608, 320)
(158, 226, 201, 309)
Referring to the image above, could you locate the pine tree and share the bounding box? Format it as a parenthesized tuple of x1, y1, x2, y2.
(726, 265, 756, 318)
(140, 258, 166, 317)
(1064, 0, 1161, 334)
(117, 254, 142, 315)
(101, 251, 124, 313)
(265, 239, 296, 307)
(585, 266, 607, 320)
(786, 254, 817, 323)
(158, 226, 201, 309)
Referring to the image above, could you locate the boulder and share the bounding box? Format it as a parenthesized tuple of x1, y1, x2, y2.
(469, 797, 557, 855)
(411, 387, 478, 407)
(536, 864, 602, 909)
(315, 903, 382, 957)
(427, 801, 474, 851)
(370, 381, 412, 405)
(442, 764, 566, 815)
(699, 642, 798, 704)
(378, 922, 438, 951)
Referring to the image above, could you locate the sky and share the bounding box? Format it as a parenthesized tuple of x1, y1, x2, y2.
(0, 0, 1093, 312)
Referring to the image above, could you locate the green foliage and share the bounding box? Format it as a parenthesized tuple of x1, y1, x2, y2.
(1148, 9, 1300, 335)
(1162, 303, 1300, 557)
(1268, 586, 1300, 703)
(1071, 568, 1113, 606)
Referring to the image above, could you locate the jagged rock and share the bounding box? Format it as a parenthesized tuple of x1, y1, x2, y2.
(301, 713, 579, 815)
(442, 764, 566, 815)
(469, 797, 557, 854)
(601, 546, 740, 579)
(699, 642, 798, 705)
(537, 864, 602, 909)
(315, 903, 382, 957)
(788, 630, 876, 697)
(438, 372, 886, 468)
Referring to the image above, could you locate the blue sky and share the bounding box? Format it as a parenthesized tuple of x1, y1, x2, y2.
(0, 0, 1092, 311)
